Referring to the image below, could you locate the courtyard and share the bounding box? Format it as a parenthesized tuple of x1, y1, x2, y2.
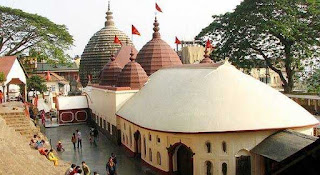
(44, 124, 149, 175)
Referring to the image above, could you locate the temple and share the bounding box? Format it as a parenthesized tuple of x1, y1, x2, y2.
(79, 2, 134, 86)
(81, 10, 320, 174)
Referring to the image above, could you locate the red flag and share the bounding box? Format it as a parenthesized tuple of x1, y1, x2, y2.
(114, 35, 122, 45)
(46, 71, 51, 81)
(175, 37, 181, 44)
(206, 39, 212, 49)
(155, 3, 163, 13)
(132, 25, 141, 36)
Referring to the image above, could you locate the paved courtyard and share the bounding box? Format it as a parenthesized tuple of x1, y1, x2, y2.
(44, 124, 149, 175)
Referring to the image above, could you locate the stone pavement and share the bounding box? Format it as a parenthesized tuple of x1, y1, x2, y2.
(44, 124, 151, 175)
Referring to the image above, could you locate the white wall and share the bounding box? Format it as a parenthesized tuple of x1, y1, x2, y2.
(5, 59, 26, 85)
(84, 86, 137, 134)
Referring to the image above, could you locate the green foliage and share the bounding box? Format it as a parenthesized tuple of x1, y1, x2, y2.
(27, 75, 47, 93)
(304, 68, 320, 93)
(0, 6, 73, 63)
(197, 0, 320, 93)
(0, 72, 5, 83)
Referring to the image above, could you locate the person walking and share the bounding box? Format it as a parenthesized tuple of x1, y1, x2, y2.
(89, 128, 94, 145)
(110, 153, 117, 165)
(76, 129, 82, 148)
(106, 157, 117, 175)
(0, 90, 3, 104)
(71, 133, 77, 149)
(93, 128, 99, 144)
(82, 161, 91, 175)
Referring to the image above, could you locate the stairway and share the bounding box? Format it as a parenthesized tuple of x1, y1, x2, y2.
(0, 111, 39, 139)
(0, 117, 67, 174)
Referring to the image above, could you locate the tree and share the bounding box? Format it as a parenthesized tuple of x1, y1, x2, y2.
(0, 72, 5, 84)
(196, 0, 320, 93)
(27, 75, 47, 93)
(0, 6, 73, 63)
(304, 68, 320, 93)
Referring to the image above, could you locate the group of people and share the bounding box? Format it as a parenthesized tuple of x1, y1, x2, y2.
(71, 129, 83, 149)
(65, 161, 97, 175)
(29, 134, 59, 166)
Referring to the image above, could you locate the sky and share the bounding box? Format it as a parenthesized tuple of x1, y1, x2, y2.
(0, 0, 242, 57)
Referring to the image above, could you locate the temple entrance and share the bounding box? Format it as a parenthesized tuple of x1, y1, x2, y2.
(134, 130, 141, 158)
(177, 145, 193, 175)
(167, 142, 194, 175)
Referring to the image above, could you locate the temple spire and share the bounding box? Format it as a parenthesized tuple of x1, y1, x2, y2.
(152, 17, 160, 39)
(130, 48, 135, 62)
(105, 0, 114, 27)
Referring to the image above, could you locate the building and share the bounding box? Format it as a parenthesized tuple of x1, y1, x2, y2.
(36, 62, 79, 81)
(116, 61, 318, 175)
(33, 72, 70, 96)
(84, 16, 183, 143)
(79, 2, 133, 86)
(0, 56, 28, 101)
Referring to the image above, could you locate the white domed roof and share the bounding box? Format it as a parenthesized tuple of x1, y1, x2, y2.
(117, 62, 319, 133)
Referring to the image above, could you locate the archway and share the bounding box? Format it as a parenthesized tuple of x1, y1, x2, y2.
(134, 130, 141, 158)
(167, 142, 194, 175)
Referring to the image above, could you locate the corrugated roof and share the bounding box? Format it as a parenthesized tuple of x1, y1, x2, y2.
(251, 130, 318, 162)
(33, 72, 67, 83)
(36, 62, 78, 72)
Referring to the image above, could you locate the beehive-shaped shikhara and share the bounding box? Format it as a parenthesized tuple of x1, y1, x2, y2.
(117, 51, 148, 90)
(99, 55, 122, 86)
(79, 2, 133, 86)
(136, 17, 182, 76)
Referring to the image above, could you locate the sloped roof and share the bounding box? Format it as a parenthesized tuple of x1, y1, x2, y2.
(0, 56, 16, 77)
(33, 72, 68, 84)
(36, 62, 78, 72)
(251, 130, 318, 162)
(114, 45, 138, 68)
(117, 61, 318, 133)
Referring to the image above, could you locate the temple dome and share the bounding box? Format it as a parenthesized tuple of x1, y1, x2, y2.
(136, 17, 182, 76)
(79, 3, 132, 86)
(117, 51, 148, 90)
(200, 48, 213, 64)
(117, 61, 318, 133)
(99, 55, 122, 86)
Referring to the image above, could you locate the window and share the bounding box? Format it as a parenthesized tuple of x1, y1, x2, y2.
(51, 85, 56, 92)
(143, 137, 147, 157)
(126, 135, 128, 144)
(157, 152, 161, 165)
(206, 142, 211, 153)
(129, 127, 132, 147)
(222, 141, 227, 153)
(123, 122, 126, 130)
(259, 77, 270, 84)
(122, 134, 125, 142)
(149, 148, 152, 162)
(149, 133, 152, 141)
(236, 156, 251, 175)
(205, 161, 212, 175)
(157, 136, 160, 143)
(99, 117, 103, 127)
(107, 122, 111, 132)
(103, 120, 106, 129)
(222, 163, 227, 175)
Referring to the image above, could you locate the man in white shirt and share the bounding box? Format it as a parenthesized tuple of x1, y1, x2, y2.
(76, 129, 82, 148)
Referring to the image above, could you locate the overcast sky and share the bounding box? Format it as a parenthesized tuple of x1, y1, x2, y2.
(1, 0, 242, 57)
